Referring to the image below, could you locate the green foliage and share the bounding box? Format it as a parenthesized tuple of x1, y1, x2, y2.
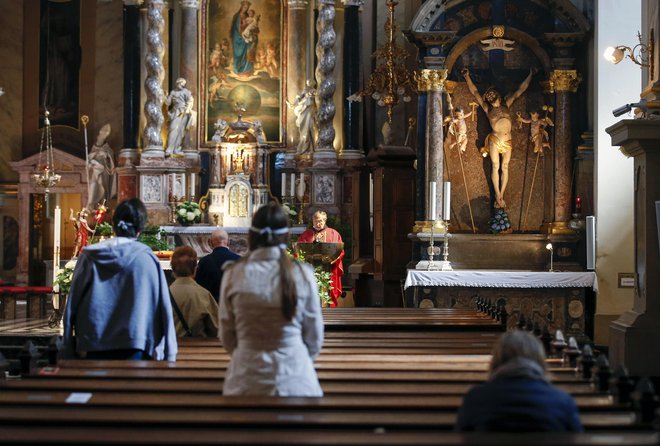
(53, 262, 75, 296)
(287, 248, 334, 307)
(137, 225, 170, 251)
(95, 222, 113, 237)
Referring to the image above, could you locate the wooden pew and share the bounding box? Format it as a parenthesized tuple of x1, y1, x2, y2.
(0, 426, 657, 446)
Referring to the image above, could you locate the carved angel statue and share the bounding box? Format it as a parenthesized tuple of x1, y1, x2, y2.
(517, 106, 554, 155)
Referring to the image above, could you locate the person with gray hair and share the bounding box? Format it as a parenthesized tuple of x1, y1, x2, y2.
(195, 228, 240, 302)
(456, 330, 582, 432)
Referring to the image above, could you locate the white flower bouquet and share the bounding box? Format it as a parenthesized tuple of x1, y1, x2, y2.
(175, 201, 202, 226)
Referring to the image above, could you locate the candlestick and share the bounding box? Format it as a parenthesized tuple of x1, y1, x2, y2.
(369, 173, 374, 232)
(53, 205, 61, 287)
(281, 173, 286, 197)
(290, 173, 295, 198)
(429, 182, 437, 221)
(442, 181, 451, 221)
(297, 173, 305, 199)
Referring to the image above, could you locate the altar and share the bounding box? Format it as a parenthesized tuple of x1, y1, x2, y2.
(404, 270, 597, 341)
(160, 225, 308, 257)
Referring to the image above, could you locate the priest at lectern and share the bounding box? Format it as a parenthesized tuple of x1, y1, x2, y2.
(297, 210, 344, 307)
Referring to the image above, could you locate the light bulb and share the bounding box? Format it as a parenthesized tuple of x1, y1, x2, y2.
(545, 243, 553, 251)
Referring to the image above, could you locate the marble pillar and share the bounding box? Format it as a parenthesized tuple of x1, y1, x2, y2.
(339, 0, 364, 161)
(548, 69, 581, 232)
(142, 0, 166, 158)
(118, 0, 143, 202)
(414, 69, 447, 229)
(287, 0, 309, 157)
(607, 120, 660, 376)
(179, 0, 199, 153)
(314, 0, 338, 164)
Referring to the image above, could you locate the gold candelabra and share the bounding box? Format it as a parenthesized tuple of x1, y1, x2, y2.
(350, 0, 415, 122)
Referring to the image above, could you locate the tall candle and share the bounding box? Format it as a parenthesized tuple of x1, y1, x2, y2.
(369, 173, 374, 231)
(297, 173, 305, 199)
(190, 173, 196, 198)
(290, 173, 295, 197)
(281, 173, 286, 197)
(53, 206, 61, 286)
(429, 181, 437, 221)
(442, 181, 451, 221)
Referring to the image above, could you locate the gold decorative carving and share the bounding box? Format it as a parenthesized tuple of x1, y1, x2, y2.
(492, 25, 505, 38)
(548, 70, 581, 93)
(415, 69, 448, 92)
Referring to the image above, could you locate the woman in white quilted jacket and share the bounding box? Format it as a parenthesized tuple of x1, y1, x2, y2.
(219, 202, 324, 396)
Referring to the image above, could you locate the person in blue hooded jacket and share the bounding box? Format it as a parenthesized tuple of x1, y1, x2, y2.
(456, 330, 582, 432)
(61, 198, 177, 361)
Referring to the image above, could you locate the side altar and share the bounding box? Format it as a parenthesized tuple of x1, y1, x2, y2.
(404, 270, 597, 342)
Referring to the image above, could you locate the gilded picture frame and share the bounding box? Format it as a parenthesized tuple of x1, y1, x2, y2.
(201, 0, 286, 146)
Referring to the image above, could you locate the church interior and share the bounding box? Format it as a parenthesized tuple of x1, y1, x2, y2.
(0, 0, 659, 443)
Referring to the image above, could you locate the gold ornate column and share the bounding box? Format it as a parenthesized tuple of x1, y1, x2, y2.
(413, 68, 447, 231)
(543, 69, 581, 233)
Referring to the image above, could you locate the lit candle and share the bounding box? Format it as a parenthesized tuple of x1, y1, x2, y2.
(442, 181, 451, 221)
(290, 173, 295, 198)
(575, 197, 582, 213)
(53, 206, 61, 287)
(297, 173, 305, 199)
(281, 173, 286, 197)
(429, 181, 437, 221)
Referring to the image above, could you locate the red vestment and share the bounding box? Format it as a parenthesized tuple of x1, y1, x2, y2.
(297, 226, 344, 307)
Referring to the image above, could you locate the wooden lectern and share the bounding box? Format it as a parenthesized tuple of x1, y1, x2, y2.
(296, 242, 344, 268)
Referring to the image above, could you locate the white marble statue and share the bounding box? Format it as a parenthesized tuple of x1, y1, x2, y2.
(287, 80, 316, 155)
(86, 123, 116, 211)
(165, 77, 195, 156)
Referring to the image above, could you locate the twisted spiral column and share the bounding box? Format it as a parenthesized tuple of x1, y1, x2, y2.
(142, 0, 166, 158)
(314, 0, 337, 162)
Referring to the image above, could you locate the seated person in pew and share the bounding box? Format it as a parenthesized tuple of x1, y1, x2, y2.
(219, 202, 324, 396)
(169, 246, 219, 338)
(456, 330, 582, 432)
(61, 198, 178, 361)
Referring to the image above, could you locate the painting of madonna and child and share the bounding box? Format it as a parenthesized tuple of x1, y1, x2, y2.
(204, 0, 283, 144)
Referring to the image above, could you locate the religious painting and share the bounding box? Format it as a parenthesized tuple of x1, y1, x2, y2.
(314, 174, 334, 205)
(202, 0, 285, 145)
(39, 0, 81, 128)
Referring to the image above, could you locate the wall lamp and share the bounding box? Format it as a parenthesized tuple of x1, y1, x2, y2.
(603, 30, 654, 70)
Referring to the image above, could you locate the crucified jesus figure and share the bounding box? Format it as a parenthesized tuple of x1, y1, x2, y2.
(461, 67, 535, 208)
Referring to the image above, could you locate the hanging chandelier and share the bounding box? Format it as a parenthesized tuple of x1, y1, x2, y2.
(32, 109, 61, 197)
(348, 0, 415, 122)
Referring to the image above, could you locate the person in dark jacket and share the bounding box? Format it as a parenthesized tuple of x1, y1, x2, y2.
(455, 330, 582, 432)
(196, 229, 240, 302)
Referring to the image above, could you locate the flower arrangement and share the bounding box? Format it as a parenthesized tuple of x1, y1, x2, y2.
(281, 203, 297, 225)
(53, 260, 77, 297)
(488, 208, 512, 234)
(176, 200, 202, 226)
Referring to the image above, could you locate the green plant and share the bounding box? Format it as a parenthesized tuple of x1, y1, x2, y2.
(95, 222, 113, 237)
(176, 201, 202, 225)
(138, 225, 170, 251)
(287, 248, 334, 307)
(53, 260, 76, 296)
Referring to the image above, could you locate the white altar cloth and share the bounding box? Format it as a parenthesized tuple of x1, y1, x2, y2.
(404, 270, 598, 292)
